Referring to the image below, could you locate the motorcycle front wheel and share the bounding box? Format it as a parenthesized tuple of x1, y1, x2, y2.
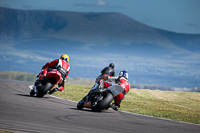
(77, 96, 86, 110)
(30, 89, 35, 96)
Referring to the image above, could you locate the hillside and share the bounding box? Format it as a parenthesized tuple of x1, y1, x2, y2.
(1, 6, 200, 45)
(0, 7, 159, 43)
(1, 71, 200, 92)
(0, 71, 94, 85)
(0, 71, 36, 82)
(0, 7, 200, 89)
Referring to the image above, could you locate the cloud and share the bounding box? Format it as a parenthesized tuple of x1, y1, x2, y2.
(79, 44, 96, 50)
(185, 23, 199, 28)
(96, 0, 107, 6)
(75, 0, 108, 7)
(74, 0, 125, 9)
(0, 43, 53, 63)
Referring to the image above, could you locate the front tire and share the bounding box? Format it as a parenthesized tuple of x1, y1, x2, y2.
(92, 92, 114, 112)
(37, 81, 52, 97)
(77, 101, 84, 110)
(77, 96, 87, 110)
(30, 89, 35, 96)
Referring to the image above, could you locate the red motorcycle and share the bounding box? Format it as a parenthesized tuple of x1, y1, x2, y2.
(30, 67, 67, 97)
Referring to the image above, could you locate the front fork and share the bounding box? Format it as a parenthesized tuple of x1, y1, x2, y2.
(33, 77, 44, 94)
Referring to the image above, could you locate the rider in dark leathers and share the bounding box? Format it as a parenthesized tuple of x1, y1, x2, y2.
(100, 63, 115, 76)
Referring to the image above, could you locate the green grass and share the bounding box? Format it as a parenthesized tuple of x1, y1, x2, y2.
(0, 71, 36, 82)
(53, 84, 92, 101)
(0, 131, 14, 133)
(120, 89, 200, 124)
(53, 84, 200, 124)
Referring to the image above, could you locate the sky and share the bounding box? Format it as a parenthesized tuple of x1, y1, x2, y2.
(0, 0, 200, 34)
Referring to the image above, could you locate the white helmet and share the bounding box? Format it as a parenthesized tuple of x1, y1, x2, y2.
(119, 71, 128, 79)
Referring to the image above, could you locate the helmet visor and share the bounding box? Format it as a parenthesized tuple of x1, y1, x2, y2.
(61, 57, 68, 62)
(119, 71, 128, 79)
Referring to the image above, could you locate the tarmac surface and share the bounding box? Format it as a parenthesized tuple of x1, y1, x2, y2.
(0, 80, 199, 133)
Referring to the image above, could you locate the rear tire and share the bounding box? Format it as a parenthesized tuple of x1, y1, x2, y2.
(92, 93, 114, 112)
(37, 81, 52, 97)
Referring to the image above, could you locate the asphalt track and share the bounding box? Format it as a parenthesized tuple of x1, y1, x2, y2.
(0, 80, 199, 133)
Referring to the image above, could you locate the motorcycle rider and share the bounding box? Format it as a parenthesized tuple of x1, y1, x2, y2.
(101, 63, 115, 76)
(110, 71, 130, 111)
(30, 54, 70, 95)
(77, 70, 130, 111)
(95, 63, 115, 86)
(97, 71, 130, 111)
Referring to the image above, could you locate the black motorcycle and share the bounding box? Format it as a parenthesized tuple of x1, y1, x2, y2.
(77, 81, 124, 112)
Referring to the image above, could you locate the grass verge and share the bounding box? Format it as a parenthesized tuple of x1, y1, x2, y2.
(53, 84, 200, 124)
(0, 131, 14, 133)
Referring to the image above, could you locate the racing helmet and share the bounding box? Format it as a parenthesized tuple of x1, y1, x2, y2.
(60, 54, 69, 63)
(119, 71, 128, 79)
(109, 63, 114, 68)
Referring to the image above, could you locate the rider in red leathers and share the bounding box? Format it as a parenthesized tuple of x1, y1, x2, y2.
(31, 54, 70, 95)
(93, 71, 130, 111)
(100, 71, 130, 111)
(110, 71, 130, 111)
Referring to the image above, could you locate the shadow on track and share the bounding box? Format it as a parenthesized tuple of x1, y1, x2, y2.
(70, 107, 113, 113)
(16, 94, 49, 99)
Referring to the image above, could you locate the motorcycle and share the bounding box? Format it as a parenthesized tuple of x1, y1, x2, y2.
(77, 80, 124, 112)
(29, 67, 68, 97)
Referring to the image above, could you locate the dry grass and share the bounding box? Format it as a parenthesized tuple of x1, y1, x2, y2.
(0, 131, 14, 133)
(120, 89, 200, 124)
(53, 84, 200, 124)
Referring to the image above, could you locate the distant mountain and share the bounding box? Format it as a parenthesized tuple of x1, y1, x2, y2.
(0, 7, 158, 42)
(1, 7, 199, 45)
(0, 7, 200, 88)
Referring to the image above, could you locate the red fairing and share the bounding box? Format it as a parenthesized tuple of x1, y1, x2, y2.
(114, 78, 130, 107)
(46, 70, 62, 84)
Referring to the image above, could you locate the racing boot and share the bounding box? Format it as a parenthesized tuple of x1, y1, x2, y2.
(110, 103, 119, 111)
(48, 87, 59, 95)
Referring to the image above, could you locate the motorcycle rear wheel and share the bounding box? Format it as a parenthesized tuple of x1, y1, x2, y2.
(92, 92, 114, 112)
(37, 81, 52, 97)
